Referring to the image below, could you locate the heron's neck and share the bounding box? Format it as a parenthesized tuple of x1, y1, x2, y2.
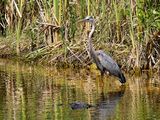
(88, 22, 95, 54)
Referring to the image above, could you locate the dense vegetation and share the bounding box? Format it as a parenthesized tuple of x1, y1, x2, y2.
(0, 0, 160, 71)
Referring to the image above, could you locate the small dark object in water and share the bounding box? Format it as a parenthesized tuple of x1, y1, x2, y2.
(70, 102, 93, 110)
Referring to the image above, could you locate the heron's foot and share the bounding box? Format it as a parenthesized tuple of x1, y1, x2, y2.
(100, 71, 105, 77)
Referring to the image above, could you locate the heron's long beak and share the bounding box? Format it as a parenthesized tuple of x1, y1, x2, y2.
(77, 19, 87, 23)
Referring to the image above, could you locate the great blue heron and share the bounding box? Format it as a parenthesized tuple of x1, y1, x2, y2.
(79, 16, 126, 83)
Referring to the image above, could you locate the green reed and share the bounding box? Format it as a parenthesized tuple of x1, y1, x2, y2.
(54, 0, 59, 23)
(0, 0, 160, 69)
(15, 0, 25, 56)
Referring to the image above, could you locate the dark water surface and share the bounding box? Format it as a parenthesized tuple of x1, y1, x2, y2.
(0, 59, 160, 120)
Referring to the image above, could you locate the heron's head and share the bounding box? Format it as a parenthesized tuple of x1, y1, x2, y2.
(78, 16, 95, 23)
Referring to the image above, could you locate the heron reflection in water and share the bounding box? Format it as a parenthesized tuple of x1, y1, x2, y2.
(92, 85, 126, 120)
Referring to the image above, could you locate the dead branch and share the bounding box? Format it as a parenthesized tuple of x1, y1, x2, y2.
(37, 22, 60, 28)
(67, 47, 85, 64)
(13, 0, 22, 18)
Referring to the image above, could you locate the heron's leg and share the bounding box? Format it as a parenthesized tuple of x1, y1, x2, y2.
(100, 71, 104, 87)
(100, 71, 104, 77)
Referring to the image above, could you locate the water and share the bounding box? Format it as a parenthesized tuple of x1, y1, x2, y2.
(0, 59, 160, 120)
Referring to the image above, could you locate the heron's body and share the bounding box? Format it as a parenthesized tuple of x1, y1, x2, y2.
(79, 16, 126, 84)
(95, 50, 126, 83)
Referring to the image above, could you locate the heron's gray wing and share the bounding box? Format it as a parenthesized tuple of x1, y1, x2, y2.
(95, 50, 120, 73)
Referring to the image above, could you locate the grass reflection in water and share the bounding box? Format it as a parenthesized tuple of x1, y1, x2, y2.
(0, 59, 160, 120)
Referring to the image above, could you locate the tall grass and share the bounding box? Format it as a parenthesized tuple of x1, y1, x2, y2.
(15, 0, 25, 55)
(0, 0, 160, 70)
